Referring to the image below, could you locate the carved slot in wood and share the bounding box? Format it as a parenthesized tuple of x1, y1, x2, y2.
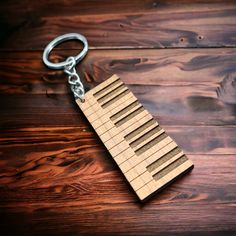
(94, 77, 121, 98)
(115, 106, 145, 127)
(153, 155, 188, 181)
(124, 118, 156, 141)
(130, 126, 162, 148)
(97, 83, 126, 103)
(147, 147, 182, 172)
(135, 133, 167, 155)
(101, 89, 130, 108)
(110, 100, 140, 121)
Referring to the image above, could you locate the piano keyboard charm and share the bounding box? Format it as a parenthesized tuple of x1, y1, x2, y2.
(43, 33, 194, 202)
(77, 75, 194, 201)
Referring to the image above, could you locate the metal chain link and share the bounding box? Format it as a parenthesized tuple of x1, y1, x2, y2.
(64, 57, 85, 102)
(43, 33, 88, 102)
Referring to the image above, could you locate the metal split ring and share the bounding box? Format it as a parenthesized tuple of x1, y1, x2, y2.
(42, 33, 88, 70)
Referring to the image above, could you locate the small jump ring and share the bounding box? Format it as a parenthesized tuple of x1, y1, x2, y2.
(42, 33, 88, 70)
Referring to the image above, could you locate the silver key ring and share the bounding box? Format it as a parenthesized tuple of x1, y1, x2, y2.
(43, 33, 88, 70)
(42, 33, 88, 102)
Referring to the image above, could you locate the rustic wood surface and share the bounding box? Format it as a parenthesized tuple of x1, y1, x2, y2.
(0, 0, 235, 235)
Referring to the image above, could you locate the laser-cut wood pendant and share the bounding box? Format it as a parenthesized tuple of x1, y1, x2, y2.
(77, 74, 194, 201)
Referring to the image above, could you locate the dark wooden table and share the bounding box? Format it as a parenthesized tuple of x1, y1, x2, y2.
(0, 1, 236, 235)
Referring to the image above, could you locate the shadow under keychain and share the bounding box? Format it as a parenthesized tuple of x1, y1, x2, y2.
(43, 33, 193, 201)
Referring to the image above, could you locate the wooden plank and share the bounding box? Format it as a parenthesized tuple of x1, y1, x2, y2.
(0, 126, 234, 160)
(0, 1, 236, 50)
(1, 48, 235, 127)
(1, 88, 235, 126)
(0, 48, 235, 93)
(0, 0, 160, 18)
(2, 125, 235, 154)
(2, 0, 235, 18)
(0, 153, 235, 234)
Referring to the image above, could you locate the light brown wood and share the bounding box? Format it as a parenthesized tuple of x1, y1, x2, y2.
(76, 74, 194, 201)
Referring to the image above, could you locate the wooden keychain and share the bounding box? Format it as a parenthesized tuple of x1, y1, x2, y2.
(43, 33, 194, 201)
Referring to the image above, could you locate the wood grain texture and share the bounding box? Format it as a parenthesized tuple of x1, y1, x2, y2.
(0, 48, 235, 127)
(0, 0, 236, 50)
(0, 148, 235, 235)
(0, 0, 236, 235)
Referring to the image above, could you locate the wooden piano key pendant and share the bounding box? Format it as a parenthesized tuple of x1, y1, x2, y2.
(77, 74, 194, 201)
(43, 33, 194, 202)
